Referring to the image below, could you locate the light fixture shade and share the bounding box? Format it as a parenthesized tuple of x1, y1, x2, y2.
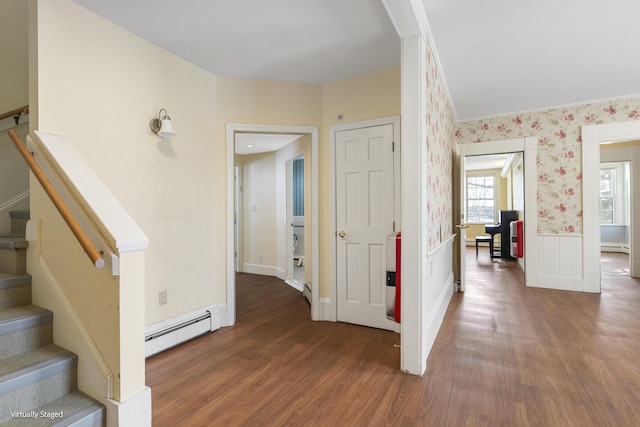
(157, 118, 176, 138)
(150, 108, 177, 138)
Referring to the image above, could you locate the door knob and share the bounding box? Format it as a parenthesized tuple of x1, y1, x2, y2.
(338, 231, 347, 238)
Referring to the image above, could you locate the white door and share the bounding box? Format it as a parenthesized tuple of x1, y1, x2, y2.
(336, 124, 396, 330)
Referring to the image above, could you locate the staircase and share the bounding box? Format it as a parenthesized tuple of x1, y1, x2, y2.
(0, 211, 105, 426)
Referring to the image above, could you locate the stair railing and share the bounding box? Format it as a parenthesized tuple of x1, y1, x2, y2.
(8, 129, 105, 268)
(0, 105, 29, 123)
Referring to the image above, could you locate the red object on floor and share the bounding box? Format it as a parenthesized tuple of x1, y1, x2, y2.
(395, 232, 401, 323)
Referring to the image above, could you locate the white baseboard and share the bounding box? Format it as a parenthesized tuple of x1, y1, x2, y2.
(145, 305, 220, 357)
(106, 386, 151, 427)
(319, 297, 334, 321)
(217, 303, 229, 327)
(530, 275, 585, 292)
(242, 263, 282, 277)
(423, 272, 453, 360)
(601, 243, 630, 254)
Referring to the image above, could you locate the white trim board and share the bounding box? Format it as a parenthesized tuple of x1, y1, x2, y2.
(458, 137, 539, 288)
(226, 124, 319, 325)
(582, 120, 640, 287)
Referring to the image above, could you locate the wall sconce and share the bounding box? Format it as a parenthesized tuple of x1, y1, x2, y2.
(149, 108, 176, 138)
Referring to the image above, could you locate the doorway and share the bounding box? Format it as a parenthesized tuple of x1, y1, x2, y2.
(285, 156, 306, 291)
(598, 142, 638, 281)
(582, 121, 640, 293)
(456, 138, 538, 292)
(226, 124, 319, 326)
(462, 153, 525, 285)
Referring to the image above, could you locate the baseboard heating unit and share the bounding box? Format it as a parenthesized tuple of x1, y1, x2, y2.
(145, 305, 219, 357)
(303, 282, 312, 304)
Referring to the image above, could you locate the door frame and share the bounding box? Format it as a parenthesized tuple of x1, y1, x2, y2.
(234, 162, 243, 272)
(226, 123, 319, 325)
(582, 120, 640, 291)
(457, 137, 538, 291)
(329, 116, 401, 324)
(285, 153, 305, 285)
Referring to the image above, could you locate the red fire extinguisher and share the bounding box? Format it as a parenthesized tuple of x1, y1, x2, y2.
(386, 232, 401, 323)
(510, 220, 524, 258)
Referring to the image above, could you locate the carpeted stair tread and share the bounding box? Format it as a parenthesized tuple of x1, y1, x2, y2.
(0, 344, 73, 379)
(0, 345, 76, 396)
(8, 211, 29, 220)
(0, 306, 51, 328)
(0, 390, 104, 427)
(0, 305, 53, 342)
(0, 236, 28, 251)
(0, 273, 31, 290)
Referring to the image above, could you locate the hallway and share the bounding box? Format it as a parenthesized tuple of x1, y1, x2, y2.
(146, 254, 640, 426)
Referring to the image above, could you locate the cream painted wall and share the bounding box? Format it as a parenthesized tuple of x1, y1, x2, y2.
(0, 0, 28, 114)
(35, 0, 220, 327)
(241, 152, 277, 269)
(219, 69, 399, 300)
(33, 1, 400, 337)
(237, 136, 310, 280)
(0, 123, 30, 233)
(321, 67, 400, 297)
(275, 136, 310, 282)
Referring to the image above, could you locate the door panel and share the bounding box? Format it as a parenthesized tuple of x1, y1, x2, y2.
(336, 124, 396, 330)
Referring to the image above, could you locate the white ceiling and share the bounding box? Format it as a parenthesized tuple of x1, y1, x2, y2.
(465, 154, 509, 171)
(234, 133, 303, 155)
(72, 0, 640, 121)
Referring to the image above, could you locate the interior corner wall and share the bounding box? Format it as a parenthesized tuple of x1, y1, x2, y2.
(218, 69, 399, 300)
(241, 152, 278, 272)
(321, 67, 401, 298)
(35, 0, 221, 326)
(275, 136, 310, 282)
(0, 0, 29, 114)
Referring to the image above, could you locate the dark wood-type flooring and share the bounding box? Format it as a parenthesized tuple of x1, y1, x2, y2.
(146, 250, 640, 426)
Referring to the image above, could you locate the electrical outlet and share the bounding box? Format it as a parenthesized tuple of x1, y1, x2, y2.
(159, 290, 167, 305)
(258, 254, 263, 262)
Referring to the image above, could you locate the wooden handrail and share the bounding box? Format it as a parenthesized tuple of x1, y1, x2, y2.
(8, 129, 105, 268)
(0, 105, 29, 122)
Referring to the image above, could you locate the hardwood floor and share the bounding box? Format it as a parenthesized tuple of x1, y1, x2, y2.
(146, 254, 640, 426)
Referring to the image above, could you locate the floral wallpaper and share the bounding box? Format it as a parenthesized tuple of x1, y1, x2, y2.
(426, 39, 456, 252)
(456, 97, 640, 234)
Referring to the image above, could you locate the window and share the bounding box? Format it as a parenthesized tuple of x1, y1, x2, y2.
(293, 158, 304, 216)
(599, 168, 615, 224)
(466, 175, 495, 223)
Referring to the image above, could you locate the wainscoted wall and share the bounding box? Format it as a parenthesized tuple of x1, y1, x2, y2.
(535, 234, 583, 291)
(457, 96, 640, 293)
(423, 237, 454, 362)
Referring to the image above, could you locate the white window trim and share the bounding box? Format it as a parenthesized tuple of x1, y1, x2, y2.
(465, 169, 502, 224)
(600, 162, 629, 226)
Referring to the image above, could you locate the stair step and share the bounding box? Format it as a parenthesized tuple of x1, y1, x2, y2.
(8, 211, 29, 237)
(0, 391, 105, 427)
(0, 345, 76, 396)
(0, 306, 52, 359)
(8, 211, 29, 220)
(0, 236, 27, 274)
(0, 345, 79, 424)
(0, 236, 28, 252)
(0, 273, 31, 310)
